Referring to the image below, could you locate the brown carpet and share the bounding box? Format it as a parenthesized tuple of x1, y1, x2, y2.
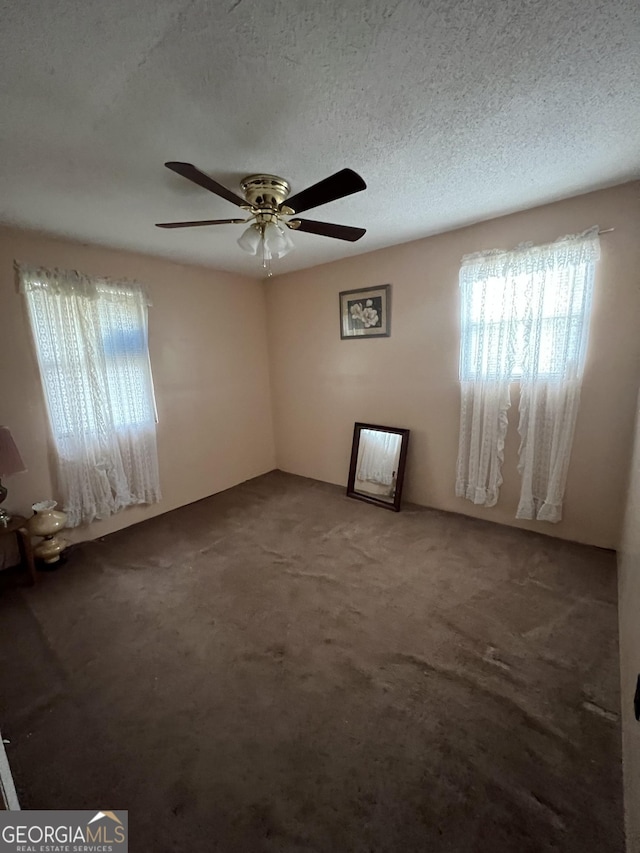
(0, 471, 623, 852)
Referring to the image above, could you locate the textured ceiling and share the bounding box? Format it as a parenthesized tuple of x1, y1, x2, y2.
(1, 0, 639, 278)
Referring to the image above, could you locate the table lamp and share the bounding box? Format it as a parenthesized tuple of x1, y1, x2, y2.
(0, 426, 26, 524)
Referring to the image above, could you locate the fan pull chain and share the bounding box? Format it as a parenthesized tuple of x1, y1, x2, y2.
(261, 226, 273, 277)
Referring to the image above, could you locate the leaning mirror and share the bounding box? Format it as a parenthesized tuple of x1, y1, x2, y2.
(347, 423, 410, 512)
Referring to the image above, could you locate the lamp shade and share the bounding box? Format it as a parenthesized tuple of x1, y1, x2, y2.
(237, 224, 262, 256)
(237, 222, 295, 262)
(0, 427, 26, 477)
(263, 223, 294, 260)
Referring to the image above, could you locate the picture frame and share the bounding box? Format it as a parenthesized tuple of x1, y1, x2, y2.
(339, 284, 391, 339)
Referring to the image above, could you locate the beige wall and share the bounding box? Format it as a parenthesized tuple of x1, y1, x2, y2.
(2, 184, 638, 554)
(0, 225, 275, 554)
(266, 181, 640, 549)
(619, 390, 640, 853)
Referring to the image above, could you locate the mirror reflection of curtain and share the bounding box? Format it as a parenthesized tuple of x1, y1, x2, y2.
(357, 431, 401, 486)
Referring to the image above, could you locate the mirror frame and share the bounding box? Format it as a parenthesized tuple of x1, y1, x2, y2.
(346, 422, 410, 512)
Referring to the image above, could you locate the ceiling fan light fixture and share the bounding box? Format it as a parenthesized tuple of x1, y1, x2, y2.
(263, 222, 294, 260)
(238, 222, 294, 275)
(237, 223, 262, 255)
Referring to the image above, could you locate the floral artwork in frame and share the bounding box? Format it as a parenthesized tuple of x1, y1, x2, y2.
(339, 284, 391, 339)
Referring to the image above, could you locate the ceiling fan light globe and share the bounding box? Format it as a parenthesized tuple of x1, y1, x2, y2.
(263, 222, 294, 259)
(280, 225, 295, 255)
(237, 224, 262, 255)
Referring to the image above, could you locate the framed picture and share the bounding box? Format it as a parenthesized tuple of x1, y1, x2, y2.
(339, 284, 391, 339)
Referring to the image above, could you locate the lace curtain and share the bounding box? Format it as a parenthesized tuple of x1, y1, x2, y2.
(19, 264, 161, 527)
(515, 232, 599, 520)
(456, 254, 519, 506)
(456, 227, 600, 520)
(357, 430, 402, 486)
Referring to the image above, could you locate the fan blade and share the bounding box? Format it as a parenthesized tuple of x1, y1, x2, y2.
(288, 218, 366, 242)
(164, 162, 247, 208)
(284, 169, 366, 215)
(156, 218, 247, 229)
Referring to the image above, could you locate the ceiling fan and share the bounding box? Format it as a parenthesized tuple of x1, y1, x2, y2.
(156, 162, 367, 275)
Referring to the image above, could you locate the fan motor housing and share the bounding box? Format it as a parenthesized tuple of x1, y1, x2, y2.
(241, 174, 290, 211)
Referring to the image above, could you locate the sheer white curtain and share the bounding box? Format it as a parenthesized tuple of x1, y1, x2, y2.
(19, 264, 161, 527)
(357, 430, 401, 485)
(515, 230, 600, 521)
(456, 253, 518, 506)
(456, 227, 599, 520)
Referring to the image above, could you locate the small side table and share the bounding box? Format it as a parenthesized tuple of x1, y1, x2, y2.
(0, 515, 36, 586)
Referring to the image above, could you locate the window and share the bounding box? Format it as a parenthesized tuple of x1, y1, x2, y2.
(456, 228, 600, 522)
(460, 259, 595, 383)
(19, 265, 161, 527)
